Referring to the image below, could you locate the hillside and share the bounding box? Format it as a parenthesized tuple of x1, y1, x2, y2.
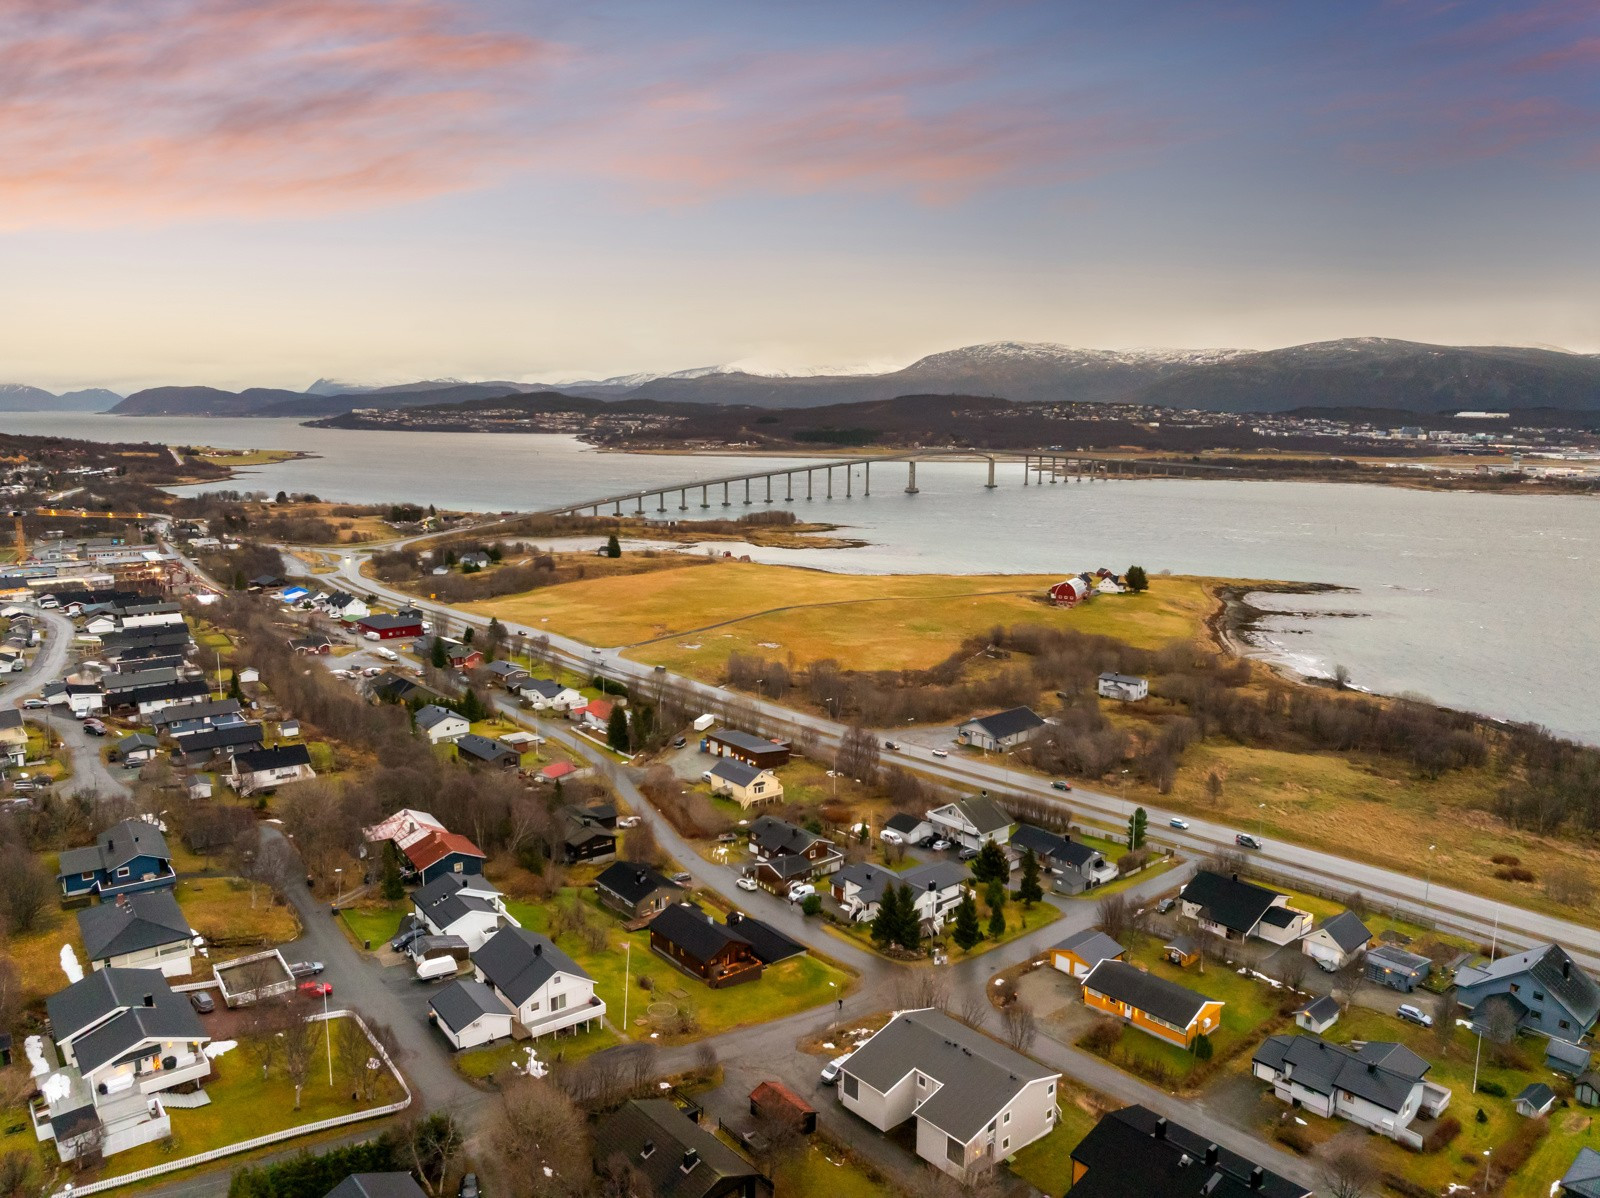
(0, 383, 122, 412)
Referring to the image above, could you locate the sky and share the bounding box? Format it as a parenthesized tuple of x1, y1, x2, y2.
(3, 0, 1599, 392)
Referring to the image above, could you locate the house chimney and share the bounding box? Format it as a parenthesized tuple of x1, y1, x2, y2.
(1205, 1143, 1219, 1165)
(143, 993, 155, 1007)
(1250, 1166, 1265, 1189)
(1231, 872, 1238, 883)
(681, 1148, 699, 1173)
(533, 943, 543, 957)
(1153, 1116, 1167, 1140)
(1564, 958, 1572, 980)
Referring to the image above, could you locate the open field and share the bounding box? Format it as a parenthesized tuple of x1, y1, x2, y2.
(1007, 1077, 1111, 1193)
(339, 904, 406, 949)
(9, 906, 85, 1003)
(453, 1026, 619, 1080)
(770, 1139, 909, 1198)
(468, 564, 1222, 676)
(175, 876, 301, 948)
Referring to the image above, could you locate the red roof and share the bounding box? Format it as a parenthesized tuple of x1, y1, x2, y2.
(539, 761, 577, 780)
(584, 699, 614, 721)
(403, 829, 486, 871)
(749, 1079, 814, 1115)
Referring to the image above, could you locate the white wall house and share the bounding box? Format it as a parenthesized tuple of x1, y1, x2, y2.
(429, 979, 515, 1050)
(1300, 912, 1373, 971)
(472, 927, 605, 1041)
(926, 797, 1014, 850)
(1097, 673, 1149, 701)
(1252, 1034, 1450, 1148)
(413, 874, 520, 953)
(78, 892, 197, 978)
(414, 705, 470, 745)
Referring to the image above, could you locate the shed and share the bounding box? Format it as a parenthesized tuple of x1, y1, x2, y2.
(1050, 929, 1125, 980)
(1515, 1082, 1557, 1118)
(1366, 944, 1432, 992)
(1295, 995, 1342, 1035)
(749, 1079, 816, 1134)
(1577, 1071, 1600, 1109)
(1163, 934, 1200, 968)
(1548, 1037, 1592, 1078)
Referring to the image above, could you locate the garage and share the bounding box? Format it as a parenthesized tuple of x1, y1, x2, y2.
(429, 979, 513, 1050)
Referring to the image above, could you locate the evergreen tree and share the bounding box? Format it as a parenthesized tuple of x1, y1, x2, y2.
(462, 627, 474, 645)
(605, 533, 622, 559)
(381, 854, 403, 902)
(952, 892, 982, 951)
(1192, 1033, 1213, 1060)
(987, 899, 1007, 940)
(1125, 565, 1149, 593)
(1018, 847, 1043, 908)
(871, 887, 901, 947)
(971, 839, 1007, 884)
(1128, 806, 1148, 851)
(228, 669, 243, 702)
(891, 884, 922, 951)
(985, 878, 1006, 912)
(606, 705, 629, 752)
(429, 636, 448, 669)
(232, 570, 246, 590)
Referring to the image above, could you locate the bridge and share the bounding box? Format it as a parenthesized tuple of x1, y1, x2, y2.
(541, 449, 1232, 517)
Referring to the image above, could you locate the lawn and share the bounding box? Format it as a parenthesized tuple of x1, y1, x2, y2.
(175, 876, 301, 949)
(453, 1026, 620, 1081)
(1007, 1079, 1108, 1194)
(771, 1140, 909, 1198)
(339, 904, 407, 950)
(503, 889, 852, 1043)
(1514, 1107, 1600, 1198)
(9, 906, 86, 1002)
(100, 1017, 404, 1179)
(467, 564, 1222, 676)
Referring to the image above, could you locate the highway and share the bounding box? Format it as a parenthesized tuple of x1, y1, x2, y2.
(296, 545, 1600, 970)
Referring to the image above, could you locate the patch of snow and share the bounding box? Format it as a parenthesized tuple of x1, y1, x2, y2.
(59, 944, 83, 984)
(25, 1036, 48, 1078)
(42, 1073, 73, 1103)
(1293, 1116, 1307, 1126)
(205, 1040, 237, 1059)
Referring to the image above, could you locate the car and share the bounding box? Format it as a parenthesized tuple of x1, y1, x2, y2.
(458, 1175, 479, 1198)
(958, 847, 981, 862)
(879, 829, 905, 846)
(930, 748, 949, 758)
(188, 991, 215, 1014)
(670, 871, 692, 886)
(83, 723, 105, 737)
(787, 882, 815, 903)
(819, 1053, 852, 1086)
(1315, 958, 1338, 974)
(882, 740, 899, 750)
(672, 736, 687, 749)
(21, 698, 47, 710)
(390, 927, 423, 953)
(736, 876, 758, 892)
(929, 838, 952, 852)
(1397, 1003, 1433, 1027)
(288, 960, 325, 978)
(1168, 817, 1190, 830)
(1051, 780, 1072, 791)
(616, 815, 642, 828)
(701, 770, 714, 782)
(1156, 897, 1176, 915)
(299, 980, 333, 998)
(1235, 833, 1263, 849)
(590, 647, 602, 656)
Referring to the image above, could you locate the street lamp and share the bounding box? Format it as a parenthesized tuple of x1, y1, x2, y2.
(333, 867, 343, 907)
(1257, 803, 1267, 841)
(1423, 844, 1436, 910)
(622, 940, 632, 1031)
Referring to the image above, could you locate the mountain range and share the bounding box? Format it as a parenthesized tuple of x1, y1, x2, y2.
(0, 383, 124, 412)
(6, 337, 1599, 417)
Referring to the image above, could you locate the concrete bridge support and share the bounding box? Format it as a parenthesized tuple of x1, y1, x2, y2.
(986, 458, 996, 489)
(680, 488, 688, 511)
(826, 468, 833, 499)
(1022, 453, 1030, 484)
(656, 492, 665, 513)
(722, 481, 731, 507)
(807, 470, 814, 500)
(765, 476, 773, 503)
(905, 460, 919, 494)
(613, 499, 622, 515)
(701, 485, 709, 509)
(864, 462, 870, 497)
(744, 478, 751, 505)
(786, 473, 793, 502)
(636, 494, 645, 514)
(1049, 455, 1058, 482)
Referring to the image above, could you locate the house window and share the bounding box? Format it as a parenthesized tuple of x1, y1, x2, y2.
(1533, 992, 1545, 1002)
(116, 867, 130, 879)
(453, 861, 464, 873)
(842, 1074, 858, 1100)
(81, 872, 94, 881)
(945, 1136, 964, 1166)
(917, 1075, 927, 1088)
(1561, 1020, 1572, 1031)
(550, 993, 568, 1012)
(1510, 983, 1520, 993)
(1002, 1138, 1010, 1152)
(1003, 1112, 1011, 1125)
(1047, 1082, 1056, 1096)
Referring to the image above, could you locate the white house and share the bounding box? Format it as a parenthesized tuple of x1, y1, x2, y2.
(1301, 911, 1373, 971)
(322, 592, 370, 621)
(117, 603, 185, 629)
(518, 678, 584, 712)
(926, 797, 1014, 850)
(429, 979, 515, 1050)
(1180, 870, 1311, 944)
(229, 744, 316, 795)
(412, 873, 519, 952)
(414, 704, 470, 745)
(471, 927, 605, 1041)
(831, 861, 968, 932)
(706, 759, 782, 809)
(1253, 1034, 1450, 1147)
(1097, 673, 1149, 702)
(77, 891, 197, 978)
(837, 1008, 1061, 1178)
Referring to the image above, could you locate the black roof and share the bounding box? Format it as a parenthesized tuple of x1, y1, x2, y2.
(650, 904, 750, 965)
(960, 706, 1046, 740)
(1010, 823, 1071, 860)
(748, 816, 827, 856)
(57, 818, 171, 878)
(724, 911, 805, 963)
(884, 812, 926, 835)
(324, 1175, 428, 1198)
(173, 723, 264, 756)
(234, 743, 313, 772)
(595, 862, 680, 906)
(78, 891, 192, 961)
(428, 980, 507, 1034)
(1083, 960, 1217, 1028)
(474, 927, 586, 1006)
(128, 679, 210, 707)
(46, 969, 203, 1072)
(1071, 1105, 1310, 1198)
(591, 1100, 764, 1198)
(1253, 1034, 1430, 1113)
(359, 613, 424, 630)
(1181, 870, 1284, 934)
(707, 729, 789, 755)
(456, 733, 518, 763)
(1315, 911, 1374, 953)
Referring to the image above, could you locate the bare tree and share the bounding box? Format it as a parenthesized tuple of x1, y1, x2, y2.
(1481, 995, 1519, 1046)
(1273, 950, 1309, 993)
(400, 1111, 466, 1197)
(336, 1016, 385, 1103)
(1001, 1001, 1038, 1053)
(621, 821, 664, 868)
(483, 1078, 591, 1198)
(836, 723, 880, 785)
(0, 958, 21, 1039)
(958, 988, 991, 1029)
(1434, 996, 1457, 1052)
(596, 1153, 656, 1198)
(0, 844, 54, 934)
(894, 970, 951, 1012)
(0, 1149, 37, 1198)
(279, 1014, 315, 1109)
(1317, 1136, 1378, 1198)
(1095, 891, 1133, 941)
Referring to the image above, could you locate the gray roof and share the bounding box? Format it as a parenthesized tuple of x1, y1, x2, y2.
(149, 698, 242, 728)
(1561, 1147, 1600, 1198)
(1517, 1082, 1556, 1111)
(936, 796, 1014, 836)
(959, 706, 1045, 740)
(1253, 1034, 1429, 1114)
(594, 862, 680, 907)
(708, 728, 789, 755)
(1455, 943, 1600, 1028)
(708, 758, 763, 787)
(902, 861, 969, 894)
(428, 979, 508, 1033)
(1083, 960, 1218, 1028)
(749, 815, 827, 856)
(46, 969, 203, 1074)
(1316, 910, 1373, 953)
(116, 733, 160, 751)
(1548, 1037, 1591, 1069)
(1053, 928, 1124, 967)
(1366, 943, 1432, 975)
(591, 1100, 761, 1198)
(884, 812, 926, 835)
(57, 818, 171, 879)
(455, 733, 518, 763)
(325, 1175, 428, 1198)
(78, 892, 192, 962)
(1296, 995, 1341, 1023)
(518, 678, 568, 698)
(650, 903, 751, 965)
(1098, 672, 1146, 685)
(0, 709, 21, 731)
(473, 927, 586, 1006)
(485, 661, 526, 676)
(837, 860, 966, 908)
(414, 705, 464, 730)
(843, 1008, 1056, 1142)
(414, 873, 502, 930)
(835, 862, 902, 906)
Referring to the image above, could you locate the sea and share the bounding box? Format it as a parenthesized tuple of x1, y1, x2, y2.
(6, 412, 1598, 745)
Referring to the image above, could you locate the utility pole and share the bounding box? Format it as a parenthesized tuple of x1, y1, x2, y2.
(324, 989, 334, 1087)
(622, 940, 632, 1032)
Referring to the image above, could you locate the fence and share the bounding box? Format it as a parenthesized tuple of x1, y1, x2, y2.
(50, 1009, 411, 1198)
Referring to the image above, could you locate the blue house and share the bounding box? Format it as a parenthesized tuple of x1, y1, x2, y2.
(402, 828, 487, 885)
(57, 819, 176, 898)
(1456, 943, 1600, 1042)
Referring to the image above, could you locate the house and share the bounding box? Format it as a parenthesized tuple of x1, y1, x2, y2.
(1049, 929, 1125, 980)
(955, 706, 1046, 752)
(1067, 1105, 1312, 1198)
(1548, 1037, 1592, 1077)
(1561, 1148, 1600, 1198)
(483, 660, 528, 688)
(591, 1099, 772, 1198)
(77, 891, 196, 977)
(472, 926, 605, 1039)
(403, 829, 486, 884)
(925, 797, 1014, 850)
(1096, 672, 1149, 702)
(594, 862, 683, 921)
(322, 591, 370, 621)
(414, 705, 470, 745)
(1516, 1082, 1557, 1117)
(830, 861, 967, 933)
(171, 724, 264, 767)
(58, 819, 175, 898)
(749, 1080, 816, 1134)
(185, 776, 212, 801)
(279, 719, 300, 739)
(61, 683, 106, 718)
(1295, 995, 1342, 1034)
(455, 733, 521, 769)
(517, 677, 584, 712)
(36, 969, 210, 1160)
(882, 812, 932, 844)
(1082, 960, 1224, 1048)
(429, 979, 516, 1050)
(704, 729, 791, 770)
(150, 698, 244, 736)
(458, 552, 491, 570)
(1301, 911, 1374, 971)
(116, 601, 184, 629)
(368, 672, 419, 703)
(363, 808, 447, 850)
(0, 709, 27, 766)
(1252, 1034, 1451, 1145)
(577, 698, 617, 734)
(724, 911, 805, 964)
(446, 646, 483, 671)
(115, 733, 160, 764)
(355, 613, 424, 640)
(290, 636, 332, 655)
(649, 903, 764, 988)
(412, 874, 518, 952)
(1454, 943, 1600, 1042)
(1179, 871, 1310, 943)
(325, 1174, 429, 1198)
(746, 816, 842, 892)
(551, 807, 618, 865)
(1009, 824, 1115, 894)
(279, 586, 309, 604)
(1365, 944, 1433, 993)
(836, 1007, 1061, 1179)
(537, 760, 578, 784)
(706, 759, 782, 809)
(229, 744, 316, 794)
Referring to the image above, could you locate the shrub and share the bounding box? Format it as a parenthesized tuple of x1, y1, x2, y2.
(1490, 854, 1521, 866)
(1081, 1019, 1123, 1054)
(801, 894, 822, 917)
(1477, 1079, 1507, 1097)
(1492, 867, 1536, 883)
(1273, 1124, 1314, 1154)
(1421, 1116, 1461, 1153)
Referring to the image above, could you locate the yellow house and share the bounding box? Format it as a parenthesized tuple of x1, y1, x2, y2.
(708, 758, 783, 809)
(1082, 959, 1223, 1049)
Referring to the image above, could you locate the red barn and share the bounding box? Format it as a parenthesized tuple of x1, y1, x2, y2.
(358, 613, 425, 640)
(1048, 577, 1092, 607)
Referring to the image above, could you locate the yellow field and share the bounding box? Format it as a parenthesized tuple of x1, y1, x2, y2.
(468, 562, 1223, 674)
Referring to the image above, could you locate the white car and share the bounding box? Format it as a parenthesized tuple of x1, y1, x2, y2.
(930, 748, 949, 758)
(787, 883, 815, 904)
(617, 816, 642, 828)
(820, 1053, 852, 1085)
(1169, 817, 1190, 830)
(879, 829, 905, 846)
(736, 876, 758, 892)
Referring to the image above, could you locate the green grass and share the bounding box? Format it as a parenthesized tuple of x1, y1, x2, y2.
(339, 904, 406, 949)
(771, 1142, 907, 1198)
(1008, 1093, 1103, 1194)
(503, 889, 852, 1042)
(453, 1026, 620, 1080)
(175, 876, 300, 949)
(1513, 1107, 1600, 1198)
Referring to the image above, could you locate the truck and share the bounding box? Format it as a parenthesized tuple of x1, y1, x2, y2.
(693, 713, 715, 732)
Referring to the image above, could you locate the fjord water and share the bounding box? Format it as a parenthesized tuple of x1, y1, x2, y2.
(9, 413, 1598, 743)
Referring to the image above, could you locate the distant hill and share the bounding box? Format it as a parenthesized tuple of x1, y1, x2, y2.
(113, 385, 309, 416)
(113, 381, 538, 417)
(0, 383, 123, 412)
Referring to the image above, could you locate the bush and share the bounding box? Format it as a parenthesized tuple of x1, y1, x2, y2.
(1421, 1116, 1461, 1153)
(1272, 1124, 1314, 1154)
(1081, 1019, 1123, 1054)
(1493, 866, 1536, 883)
(1476, 1079, 1507, 1097)
(801, 894, 822, 917)
(1490, 854, 1521, 866)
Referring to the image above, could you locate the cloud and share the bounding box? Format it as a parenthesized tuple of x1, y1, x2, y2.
(0, 0, 551, 229)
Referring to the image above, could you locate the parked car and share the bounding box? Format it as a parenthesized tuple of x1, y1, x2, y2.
(879, 828, 905, 846)
(930, 748, 949, 758)
(670, 871, 693, 886)
(616, 815, 641, 828)
(736, 875, 758, 892)
(1397, 1004, 1433, 1027)
(82, 721, 106, 737)
(820, 1053, 852, 1086)
(1156, 897, 1176, 915)
(1051, 780, 1072, 792)
(299, 980, 333, 998)
(672, 736, 687, 749)
(787, 882, 815, 904)
(288, 960, 325, 978)
(929, 838, 952, 852)
(958, 847, 981, 862)
(458, 1175, 479, 1198)
(882, 740, 899, 750)
(1168, 817, 1190, 830)
(188, 991, 215, 1014)
(390, 927, 423, 953)
(1235, 833, 1263, 849)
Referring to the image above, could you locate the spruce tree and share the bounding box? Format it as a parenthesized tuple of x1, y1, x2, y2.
(892, 884, 922, 950)
(1128, 806, 1148, 851)
(1018, 847, 1043, 908)
(606, 705, 630, 752)
(605, 533, 622, 559)
(381, 854, 403, 902)
(871, 887, 900, 947)
(987, 896, 1007, 939)
(952, 892, 982, 951)
(971, 839, 1007, 884)
(228, 669, 243, 702)
(430, 636, 448, 669)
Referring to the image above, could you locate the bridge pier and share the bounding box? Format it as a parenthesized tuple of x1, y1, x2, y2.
(986, 458, 996, 489)
(679, 488, 687, 511)
(657, 492, 665, 513)
(743, 478, 751, 505)
(765, 475, 773, 503)
(1022, 453, 1029, 484)
(785, 473, 793, 502)
(905, 460, 919, 494)
(1049, 455, 1058, 483)
(806, 470, 813, 500)
(845, 465, 853, 498)
(826, 468, 833, 499)
(864, 462, 870, 497)
(613, 500, 622, 515)
(701, 484, 709, 509)
(722, 481, 731, 507)
(636, 494, 644, 514)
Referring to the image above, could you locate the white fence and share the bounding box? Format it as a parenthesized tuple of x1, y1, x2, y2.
(51, 1010, 411, 1198)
